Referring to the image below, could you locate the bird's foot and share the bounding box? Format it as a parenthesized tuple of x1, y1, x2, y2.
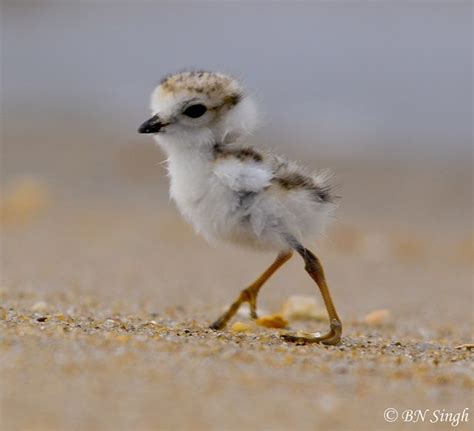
(281, 319, 342, 346)
(209, 287, 259, 330)
(209, 316, 227, 330)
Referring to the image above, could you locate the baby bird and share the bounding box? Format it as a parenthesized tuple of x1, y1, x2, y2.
(138, 70, 342, 345)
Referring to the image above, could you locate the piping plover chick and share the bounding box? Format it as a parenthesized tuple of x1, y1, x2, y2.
(138, 70, 342, 345)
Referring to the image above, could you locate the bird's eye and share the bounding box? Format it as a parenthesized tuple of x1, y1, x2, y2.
(183, 104, 207, 118)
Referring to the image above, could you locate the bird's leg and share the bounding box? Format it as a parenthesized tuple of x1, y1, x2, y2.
(282, 247, 342, 345)
(209, 251, 293, 330)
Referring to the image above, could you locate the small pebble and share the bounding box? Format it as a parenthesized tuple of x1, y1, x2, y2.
(0, 177, 51, 228)
(363, 309, 392, 326)
(230, 322, 253, 333)
(256, 314, 288, 329)
(103, 319, 117, 329)
(31, 301, 49, 312)
(455, 343, 474, 350)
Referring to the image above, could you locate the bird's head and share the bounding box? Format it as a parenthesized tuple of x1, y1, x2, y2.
(138, 71, 258, 149)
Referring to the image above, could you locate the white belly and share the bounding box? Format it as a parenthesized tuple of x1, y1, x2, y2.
(166, 152, 236, 242)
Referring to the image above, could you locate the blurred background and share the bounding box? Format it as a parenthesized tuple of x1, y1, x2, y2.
(3, 1, 472, 174)
(1, 2, 472, 430)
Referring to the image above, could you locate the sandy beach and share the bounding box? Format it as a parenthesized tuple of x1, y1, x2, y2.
(1, 138, 472, 430)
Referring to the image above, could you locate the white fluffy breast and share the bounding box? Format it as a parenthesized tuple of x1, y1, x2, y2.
(213, 158, 272, 193)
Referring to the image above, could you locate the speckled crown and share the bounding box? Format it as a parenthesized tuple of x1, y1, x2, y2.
(160, 70, 243, 105)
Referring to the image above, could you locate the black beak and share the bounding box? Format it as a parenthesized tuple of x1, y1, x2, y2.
(138, 114, 165, 134)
